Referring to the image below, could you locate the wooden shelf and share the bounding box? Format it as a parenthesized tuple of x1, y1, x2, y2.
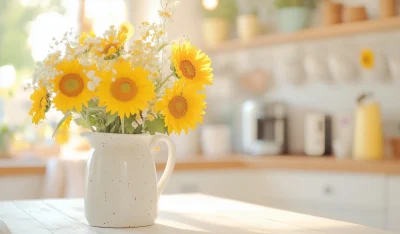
(206, 16, 400, 53)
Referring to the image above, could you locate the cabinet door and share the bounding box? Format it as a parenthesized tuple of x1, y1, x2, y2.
(387, 176, 400, 231)
(264, 198, 386, 230)
(0, 176, 44, 200)
(160, 170, 264, 204)
(261, 170, 386, 229)
(262, 170, 386, 210)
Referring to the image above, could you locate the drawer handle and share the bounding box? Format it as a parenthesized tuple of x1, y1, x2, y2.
(323, 186, 334, 196)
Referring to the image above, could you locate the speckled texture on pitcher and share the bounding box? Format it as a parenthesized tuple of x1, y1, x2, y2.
(82, 132, 176, 228)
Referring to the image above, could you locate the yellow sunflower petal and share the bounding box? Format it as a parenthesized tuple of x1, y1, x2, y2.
(29, 87, 49, 125)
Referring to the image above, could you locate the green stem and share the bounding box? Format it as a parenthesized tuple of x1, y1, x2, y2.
(158, 42, 171, 52)
(156, 73, 174, 92)
(121, 116, 125, 134)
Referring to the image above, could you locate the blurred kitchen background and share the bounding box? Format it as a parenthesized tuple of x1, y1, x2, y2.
(2, 0, 400, 232)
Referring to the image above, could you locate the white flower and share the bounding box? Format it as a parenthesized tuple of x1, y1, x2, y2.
(93, 76, 101, 85)
(132, 121, 139, 128)
(87, 81, 96, 91)
(86, 70, 95, 79)
(136, 114, 143, 125)
(141, 109, 148, 118)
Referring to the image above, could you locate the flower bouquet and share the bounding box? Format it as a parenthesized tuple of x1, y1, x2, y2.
(29, 0, 213, 136)
(28, 1, 213, 227)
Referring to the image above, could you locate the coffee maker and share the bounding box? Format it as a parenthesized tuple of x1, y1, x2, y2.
(241, 100, 288, 155)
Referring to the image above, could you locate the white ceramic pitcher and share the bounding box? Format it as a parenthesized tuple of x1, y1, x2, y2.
(82, 132, 176, 228)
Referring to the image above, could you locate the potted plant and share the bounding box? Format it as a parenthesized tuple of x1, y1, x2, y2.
(0, 125, 13, 157)
(202, 0, 237, 46)
(275, 0, 316, 32)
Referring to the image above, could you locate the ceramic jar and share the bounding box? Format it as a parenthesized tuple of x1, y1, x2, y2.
(380, 0, 397, 18)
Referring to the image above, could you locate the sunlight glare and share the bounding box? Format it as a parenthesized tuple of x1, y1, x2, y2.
(0, 65, 16, 88)
(28, 12, 68, 61)
(85, 0, 126, 35)
(202, 0, 219, 10)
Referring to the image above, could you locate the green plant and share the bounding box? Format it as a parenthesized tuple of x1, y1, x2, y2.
(0, 125, 14, 153)
(274, 0, 316, 9)
(202, 0, 238, 22)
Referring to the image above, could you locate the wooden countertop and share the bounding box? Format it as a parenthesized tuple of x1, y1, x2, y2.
(156, 155, 400, 174)
(0, 194, 392, 234)
(1, 155, 400, 176)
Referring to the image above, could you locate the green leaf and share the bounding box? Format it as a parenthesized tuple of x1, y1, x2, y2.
(87, 99, 99, 108)
(110, 118, 121, 133)
(52, 113, 71, 137)
(133, 125, 143, 134)
(105, 113, 117, 126)
(146, 117, 168, 135)
(124, 117, 135, 134)
(74, 118, 89, 128)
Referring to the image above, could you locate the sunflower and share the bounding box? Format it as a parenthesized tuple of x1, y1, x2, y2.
(360, 49, 374, 69)
(97, 26, 128, 57)
(172, 42, 213, 89)
(52, 59, 93, 113)
(97, 61, 155, 118)
(155, 82, 206, 135)
(29, 87, 50, 125)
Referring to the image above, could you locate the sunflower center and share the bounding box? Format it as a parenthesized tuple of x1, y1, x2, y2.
(168, 96, 188, 119)
(111, 78, 137, 102)
(179, 60, 196, 79)
(59, 74, 84, 97)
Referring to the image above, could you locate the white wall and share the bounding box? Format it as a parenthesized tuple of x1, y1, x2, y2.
(210, 30, 400, 154)
(202, 1, 400, 154)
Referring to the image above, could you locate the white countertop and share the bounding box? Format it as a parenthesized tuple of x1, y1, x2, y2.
(0, 194, 395, 234)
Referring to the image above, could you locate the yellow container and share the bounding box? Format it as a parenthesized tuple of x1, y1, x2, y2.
(353, 102, 384, 160)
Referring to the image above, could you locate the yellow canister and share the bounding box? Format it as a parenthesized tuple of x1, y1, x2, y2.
(353, 95, 384, 160)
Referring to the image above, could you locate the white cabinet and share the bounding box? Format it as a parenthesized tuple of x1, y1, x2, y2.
(387, 176, 400, 231)
(261, 171, 386, 229)
(262, 171, 385, 210)
(0, 175, 44, 200)
(161, 169, 388, 230)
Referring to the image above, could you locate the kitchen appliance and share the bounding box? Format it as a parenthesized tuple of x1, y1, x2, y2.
(242, 101, 287, 155)
(353, 94, 384, 160)
(304, 113, 332, 156)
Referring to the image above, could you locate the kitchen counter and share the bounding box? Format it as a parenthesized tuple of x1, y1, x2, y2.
(1, 155, 400, 176)
(0, 194, 393, 234)
(156, 155, 400, 174)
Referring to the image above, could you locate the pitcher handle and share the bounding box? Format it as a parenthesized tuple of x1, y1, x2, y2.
(149, 135, 176, 199)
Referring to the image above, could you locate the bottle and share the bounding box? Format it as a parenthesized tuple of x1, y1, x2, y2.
(353, 93, 384, 160)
